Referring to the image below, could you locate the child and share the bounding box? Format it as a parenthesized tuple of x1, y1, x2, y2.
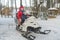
(16, 5, 24, 30)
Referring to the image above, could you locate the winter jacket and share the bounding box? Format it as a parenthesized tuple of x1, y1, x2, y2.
(17, 11, 23, 19)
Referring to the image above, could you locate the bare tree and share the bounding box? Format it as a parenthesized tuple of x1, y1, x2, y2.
(0, 0, 2, 17)
(47, 0, 50, 8)
(20, 0, 22, 6)
(30, 0, 31, 7)
(47, 0, 54, 8)
(15, 0, 17, 11)
(11, 0, 13, 10)
(7, 0, 9, 7)
(0, 0, 2, 10)
(50, 0, 54, 7)
(32, 0, 43, 17)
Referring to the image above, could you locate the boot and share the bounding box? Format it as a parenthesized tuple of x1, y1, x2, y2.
(16, 25, 20, 31)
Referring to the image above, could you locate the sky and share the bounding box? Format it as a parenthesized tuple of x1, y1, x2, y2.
(1, 0, 31, 8)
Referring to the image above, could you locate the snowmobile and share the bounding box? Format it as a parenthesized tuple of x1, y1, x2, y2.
(15, 16, 51, 40)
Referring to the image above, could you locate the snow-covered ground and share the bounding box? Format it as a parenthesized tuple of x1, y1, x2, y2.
(0, 15, 60, 40)
(0, 16, 26, 40)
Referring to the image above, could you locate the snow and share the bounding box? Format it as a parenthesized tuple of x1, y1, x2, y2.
(48, 8, 58, 10)
(0, 15, 60, 40)
(0, 17, 27, 40)
(36, 16, 60, 40)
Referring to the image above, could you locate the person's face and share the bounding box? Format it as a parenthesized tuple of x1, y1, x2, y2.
(21, 8, 24, 11)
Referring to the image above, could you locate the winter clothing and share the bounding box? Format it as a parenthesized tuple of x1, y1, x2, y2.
(17, 11, 23, 19)
(19, 6, 27, 24)
(21, 14, 27, 24)
(17, 6, 28, 25)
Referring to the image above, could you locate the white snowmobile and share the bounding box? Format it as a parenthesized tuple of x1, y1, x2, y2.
(15, 16, 51, 40)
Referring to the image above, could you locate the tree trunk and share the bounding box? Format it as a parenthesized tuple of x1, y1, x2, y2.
(33, 0, 38, 17)
(30, 0, 31, 7)
(15, 0, 17, 11)
(20, 0, 22, 6)
(11, 0, 13, 10)
(0, 1, 2, 17)
(47, 0, 50, 8)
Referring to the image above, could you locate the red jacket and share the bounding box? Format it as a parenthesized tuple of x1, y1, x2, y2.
(17, 11, 22, 19)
